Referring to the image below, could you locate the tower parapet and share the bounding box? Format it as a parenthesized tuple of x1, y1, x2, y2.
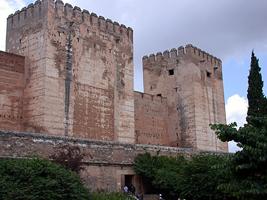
(7, 0, 133, 42)
(184, 44, 221, 66)
(7, 0, 45, 31)
(142, 44, 222, 68)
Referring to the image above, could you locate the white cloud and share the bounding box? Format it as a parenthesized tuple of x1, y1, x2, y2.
(225, 94, 248, 152)
(0, 0, 26, 51)
(226, 94, 248, 126)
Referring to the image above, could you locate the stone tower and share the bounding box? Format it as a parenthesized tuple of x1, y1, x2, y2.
(142, 45, 228, 151)
(5, 0, 135, 143)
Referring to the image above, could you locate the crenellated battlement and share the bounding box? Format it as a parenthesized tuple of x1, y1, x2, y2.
(7, 0, 44, 30)
(134, 91, 167, 104)
(7, 0, 133, 41)
(142, 44, 222, 67)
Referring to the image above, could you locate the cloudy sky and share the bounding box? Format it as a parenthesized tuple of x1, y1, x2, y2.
(1, 0, 267, 152)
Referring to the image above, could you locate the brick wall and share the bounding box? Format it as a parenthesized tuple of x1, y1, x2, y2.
(134, 92, 169, 145)
(0, 51, 24, 131)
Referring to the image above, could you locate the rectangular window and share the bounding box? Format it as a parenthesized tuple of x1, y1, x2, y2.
(168, 69, 174, 75)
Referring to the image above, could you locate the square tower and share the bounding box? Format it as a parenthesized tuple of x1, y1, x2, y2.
(143, 44, 228, 152)
(6, 0, 135, 143)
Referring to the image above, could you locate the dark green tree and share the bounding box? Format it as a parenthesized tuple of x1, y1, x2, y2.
(134, 153, 233, 200)
(210, 51, 267, 199)
(247, 51, 267, 125)
(211, 119, 267, 199)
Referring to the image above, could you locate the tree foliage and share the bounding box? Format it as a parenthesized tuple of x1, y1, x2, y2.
(50, 144, 85, 173)
(211, 118, 267, 199)
(0, 158, 90, 200)
(211, 51, 267, 199)
(247, 51, 267, 124)
(134, 153, 233, 200)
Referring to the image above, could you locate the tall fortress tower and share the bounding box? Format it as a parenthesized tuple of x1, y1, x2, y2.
(0, 0, 228, 152)
(142, 46, 227, 151)
(4, 0, 135, 143)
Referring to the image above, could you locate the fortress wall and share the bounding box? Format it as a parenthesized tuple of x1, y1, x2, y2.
(143, 48, 196, 148)
(6, 0, 135, 142)
(142, 45, 228, 152)
(0, 131, 193, 191)
(45, 0, 134, 141)
(0, 51, 25, 131)
(6, 0, 50, 133)
(73, 84, 114, 141)
(134, 92, 169, 145)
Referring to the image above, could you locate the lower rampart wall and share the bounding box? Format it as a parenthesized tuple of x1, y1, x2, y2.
(0, 130, 194, 192)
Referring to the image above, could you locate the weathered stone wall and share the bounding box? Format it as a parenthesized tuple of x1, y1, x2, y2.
(0, 51, 25, 131)
(6, 0, 135, 143)
(6, 1, 49, 133)
(142, 44, 228, 152)
(3, 0, 227, 152)
(134, 91, 169, 145)
(0, 130, 193, 191)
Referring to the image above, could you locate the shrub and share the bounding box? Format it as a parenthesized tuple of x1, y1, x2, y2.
(0, 158, 90, 200)
(134, 153, 234, 200)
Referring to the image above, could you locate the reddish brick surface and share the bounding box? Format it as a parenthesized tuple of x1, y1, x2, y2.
(134, 92, 169, 145)
(2, 1, 228, 152)
(0, 51, 25, 131)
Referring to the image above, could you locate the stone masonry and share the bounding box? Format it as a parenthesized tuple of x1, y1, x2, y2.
(5, 0, 134, 143)
(0, 0, 227, 159)
(0, 130, 194, 192)
(142, 45, 228, 151)
(0, 0, 229, 194)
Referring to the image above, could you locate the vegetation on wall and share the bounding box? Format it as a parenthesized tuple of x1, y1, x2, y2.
(0, 158, 90, 200)
(49, 144, 85, 173)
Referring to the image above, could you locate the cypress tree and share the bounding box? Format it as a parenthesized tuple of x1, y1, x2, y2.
(210, 51, 267, 199)
(247, 51, 266, 124)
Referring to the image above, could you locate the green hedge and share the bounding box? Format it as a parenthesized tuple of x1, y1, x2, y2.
(0, 158, 90, 200)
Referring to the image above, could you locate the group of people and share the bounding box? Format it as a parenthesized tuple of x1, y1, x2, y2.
(123, 184, 143, 200)
(123, 184, 164, 200)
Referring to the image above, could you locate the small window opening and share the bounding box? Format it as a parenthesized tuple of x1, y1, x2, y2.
(77, 38, 80, 42)
(19, 39, 22, 44)
(157, 94, 162, 97)
(168, 69, 174, 75)
(206, 71, 211, 78)
(115, 37, 120, 44)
